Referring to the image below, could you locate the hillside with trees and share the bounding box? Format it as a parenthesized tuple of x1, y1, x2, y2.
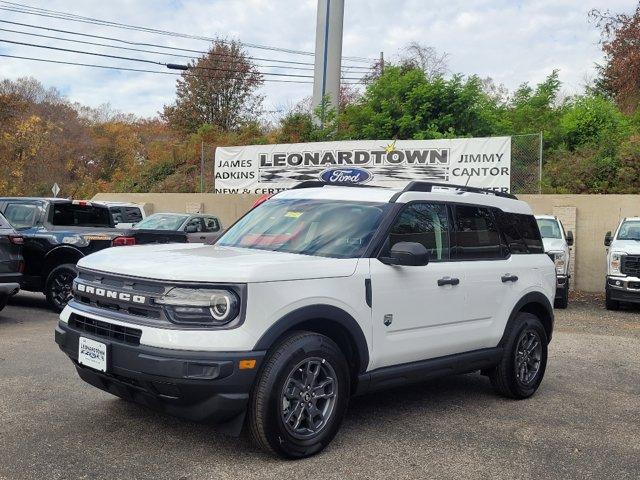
(1, 5, 639, 197)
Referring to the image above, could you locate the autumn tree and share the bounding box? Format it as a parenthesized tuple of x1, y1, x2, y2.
(163, 39, 263, 134)
(590, 5, 640, 113)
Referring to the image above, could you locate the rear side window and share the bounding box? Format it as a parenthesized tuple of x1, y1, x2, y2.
(385, 203, 450, 261)
(4, 202, 43, 229)
(513, 214, 544, 254)
(51, 203, 113, 227)
(203, 217, 220, 232)
(494, 209, 528, 254)
(124, 207, 143, 223)
(452, 205, 505, 260)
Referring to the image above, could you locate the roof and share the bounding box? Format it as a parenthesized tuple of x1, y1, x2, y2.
(276, 183, 532, 215)
(535, 215, 556, 220)
(622, 217, 640, 221)
(0, 197, 68, 202)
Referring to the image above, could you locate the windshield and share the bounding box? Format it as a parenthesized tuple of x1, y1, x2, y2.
(536, 218, 562, 239)
(218, 198, 389, 258)
(51, 203, 112, 227)
(134, 213, 188, 231)
(617, 220, 640, 240)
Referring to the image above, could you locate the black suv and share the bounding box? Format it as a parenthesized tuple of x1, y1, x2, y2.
(0, 198, 121, 311)
(0, 211, 23, 311)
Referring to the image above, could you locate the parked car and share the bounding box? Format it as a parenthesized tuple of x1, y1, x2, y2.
(133, 212, 223, 243)
(0, 211, 23, 311)
(55, 181, 555, 458)
(93, 201, 145, 229)
(604, 217, 640, 310)
(535, 215, 574, 308)
(0, 198, 185, 311)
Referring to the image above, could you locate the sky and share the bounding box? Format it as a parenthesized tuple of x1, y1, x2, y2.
(0, 0, 637, 119)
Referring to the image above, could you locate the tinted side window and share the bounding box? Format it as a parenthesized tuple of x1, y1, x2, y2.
(185, 217, 204, 232)
(453, 205, 505, 260)
(513, 214, 544, 254)
(109, 207, 124, 225)
(203, 217, 220, 232)
(494, 209, 528, 254)
(384, 203, 450, 261)
(124, 207, 143, 223)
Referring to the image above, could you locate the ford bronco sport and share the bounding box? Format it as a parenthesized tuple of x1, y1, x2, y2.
(604, 217, 640, 310)
(55, 181, 556, 459)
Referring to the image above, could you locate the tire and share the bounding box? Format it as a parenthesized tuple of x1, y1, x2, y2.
(247, 331, 350, 459)
(554, 281, 569, 309)
(605, 288, 621, 311)
(45, 263, 78, 312)
(489, 312, 548, 399)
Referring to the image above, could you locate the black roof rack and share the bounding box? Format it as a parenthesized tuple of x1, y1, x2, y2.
(390, 181, 518, 201)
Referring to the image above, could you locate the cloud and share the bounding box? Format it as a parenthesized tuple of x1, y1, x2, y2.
(0, 0, 637, 118)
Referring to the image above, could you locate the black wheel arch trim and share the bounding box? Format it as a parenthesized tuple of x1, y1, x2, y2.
(500, 291, 554, 345)
(253, 304, 370, 374)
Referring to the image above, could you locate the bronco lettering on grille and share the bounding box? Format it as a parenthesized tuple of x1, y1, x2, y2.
(75, 283, 146, 304)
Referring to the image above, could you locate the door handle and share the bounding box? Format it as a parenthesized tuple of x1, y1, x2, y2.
(501, 274, 519, 283)
(437, 277, 460, 286)
(199, 236, 206, 240)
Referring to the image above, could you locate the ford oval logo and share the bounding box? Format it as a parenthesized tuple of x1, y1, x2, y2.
(319, 167, 373, 184)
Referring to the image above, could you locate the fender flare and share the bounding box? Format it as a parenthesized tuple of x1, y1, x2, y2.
(500, 291, 555, 345)
(253, 304, 370, 373)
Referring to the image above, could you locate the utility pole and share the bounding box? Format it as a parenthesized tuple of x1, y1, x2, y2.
(312, 0, 344, 126)
(200, 141, 205, 193)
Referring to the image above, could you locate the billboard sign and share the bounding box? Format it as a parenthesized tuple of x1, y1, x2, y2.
(215, 136, 511, 194)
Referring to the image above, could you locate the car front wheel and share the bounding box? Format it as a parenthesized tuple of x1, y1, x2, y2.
(247, 331, 350, 459)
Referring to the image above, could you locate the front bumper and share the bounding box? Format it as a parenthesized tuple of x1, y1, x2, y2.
(55, 320, 265, 432)
(606, 276, 640, 304)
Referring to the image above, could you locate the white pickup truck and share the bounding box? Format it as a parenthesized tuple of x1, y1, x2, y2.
(604, 217, 640, 310)
(535, 215, 573, 309)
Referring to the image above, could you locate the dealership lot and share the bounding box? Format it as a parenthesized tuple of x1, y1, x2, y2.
(1, 292, 638, 480)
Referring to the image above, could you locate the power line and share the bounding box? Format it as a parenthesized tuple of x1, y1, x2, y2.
(0, 38, 368, 81)
(0, 19, 373, 71)
(0, 1, 375, 62)
(0, 53, 315, 84)
(0, 26, 317, 72)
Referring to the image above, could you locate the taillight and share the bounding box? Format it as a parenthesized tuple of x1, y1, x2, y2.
(9, 235, 24, 245)
(112, 236, 136, 247)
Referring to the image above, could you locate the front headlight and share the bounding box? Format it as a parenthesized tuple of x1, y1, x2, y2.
(550, 251, 566, 274)
(610, 253, 623, 275)
(155, 287, 240, 326)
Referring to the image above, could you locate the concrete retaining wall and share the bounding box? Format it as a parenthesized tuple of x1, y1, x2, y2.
(93, 192, 640, 293)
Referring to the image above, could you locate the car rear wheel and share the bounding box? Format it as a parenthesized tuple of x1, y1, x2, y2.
(489, 312, 548, 399)
(247, 331, 350, 459)
(45, 263, 78, 312)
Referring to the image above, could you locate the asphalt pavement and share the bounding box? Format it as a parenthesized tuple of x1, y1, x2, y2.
(1, 291, 638, 480)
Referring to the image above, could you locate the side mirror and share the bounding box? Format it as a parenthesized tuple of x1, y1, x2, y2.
(604, 231, 612, 247)
(185, 225, 198, 233)
(380, 242, 430, 266)
(566, 230, 574, 247)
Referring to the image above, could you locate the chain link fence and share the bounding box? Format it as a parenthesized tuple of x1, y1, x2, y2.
(511, 133, 543, 194)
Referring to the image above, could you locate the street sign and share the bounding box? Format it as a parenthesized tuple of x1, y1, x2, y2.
(52, 183, 60, 197)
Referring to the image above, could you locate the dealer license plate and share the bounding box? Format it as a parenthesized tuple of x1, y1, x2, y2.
(78, 337, 107, 372)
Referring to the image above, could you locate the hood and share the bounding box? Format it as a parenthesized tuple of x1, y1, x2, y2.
(542, 238, 566, 253)
(77, 243, 359, 283)
(610, 239, 640, 254)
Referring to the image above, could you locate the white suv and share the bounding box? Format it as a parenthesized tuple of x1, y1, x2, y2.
(55, 181, 556, 459)
(535, 215, 574, 308)
(604, 217, 640, 310)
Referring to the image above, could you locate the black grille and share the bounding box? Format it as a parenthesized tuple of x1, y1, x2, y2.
(70, 314, 142, 346)
(621, 255, 640, 277)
